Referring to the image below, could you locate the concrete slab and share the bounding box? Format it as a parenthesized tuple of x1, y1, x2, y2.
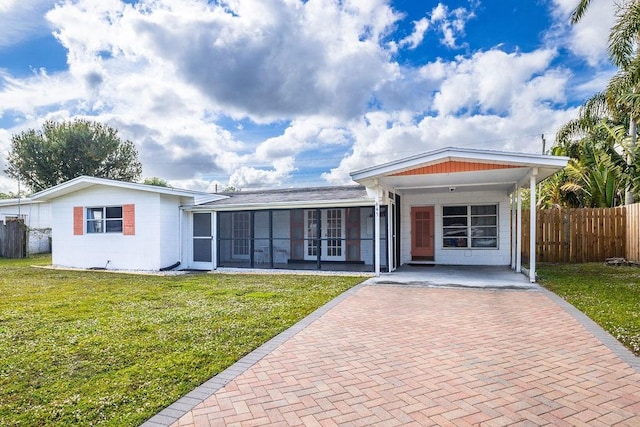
(371, 265, 537, 290)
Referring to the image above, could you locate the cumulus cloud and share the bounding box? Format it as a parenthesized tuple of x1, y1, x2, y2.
(432, 49, 560, 116)
(0, 0, 598, 194)
(322, 49, 576, 185)
(547, 0, 615, 67)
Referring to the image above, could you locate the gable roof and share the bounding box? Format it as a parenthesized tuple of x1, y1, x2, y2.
(193, 185, 372, 210)
(350, 146, 569, 192)
(30, 176, 221, 204)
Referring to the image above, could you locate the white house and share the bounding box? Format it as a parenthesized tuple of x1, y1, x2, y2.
(30, 177, 220, 270)
(30, 147, 568, 281)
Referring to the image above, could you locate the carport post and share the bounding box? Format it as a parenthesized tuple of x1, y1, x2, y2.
(374, 186, 381, 276)
(511, 191, 516, 270)
(516, 183, 522, 273)
(529, 169, 538, 283)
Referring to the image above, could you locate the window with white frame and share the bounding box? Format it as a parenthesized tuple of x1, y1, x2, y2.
(87, 206, 123, 233)
(442, 204, 497, 248)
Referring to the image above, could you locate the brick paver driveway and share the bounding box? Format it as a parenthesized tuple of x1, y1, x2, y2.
(148, 284, 640, 426)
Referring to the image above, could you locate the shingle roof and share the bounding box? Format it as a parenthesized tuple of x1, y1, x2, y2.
(199, 185, 371, 207)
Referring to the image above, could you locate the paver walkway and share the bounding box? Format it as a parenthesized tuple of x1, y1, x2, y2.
(148, 284, 640, 426)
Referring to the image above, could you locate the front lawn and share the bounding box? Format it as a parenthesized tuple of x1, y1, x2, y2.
(0, 256, 364, 426)
(537, 263, 640, 356)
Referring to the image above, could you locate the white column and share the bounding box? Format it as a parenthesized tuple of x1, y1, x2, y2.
(212, 211, 218, 270)
(529, 169, 538, 283)
(511, 191, 516, 270)
(516, 183, 522, 273)
(387, 200, 394, 272)
(374, 189, 381, 276)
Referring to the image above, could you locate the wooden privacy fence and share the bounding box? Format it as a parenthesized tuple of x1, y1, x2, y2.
(0, 218, 27, 259)
(521, 207, 629, 263)
(627, 203, 640, 263)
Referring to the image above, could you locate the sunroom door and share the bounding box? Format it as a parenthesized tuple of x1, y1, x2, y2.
(192, 212, 213, 270)
(323, 209, 345, 261)
(303, 209, 345, 261)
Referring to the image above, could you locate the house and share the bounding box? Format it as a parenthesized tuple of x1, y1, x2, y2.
(30, 147, 568, 281)
(30, 177, 220, 271)
(0, 197, 52, 254)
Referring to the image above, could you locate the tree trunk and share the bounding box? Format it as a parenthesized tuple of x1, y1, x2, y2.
(627, 117, 636, 205)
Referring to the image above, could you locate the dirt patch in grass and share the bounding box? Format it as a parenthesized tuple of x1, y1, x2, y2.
(0, 255, 364, 426)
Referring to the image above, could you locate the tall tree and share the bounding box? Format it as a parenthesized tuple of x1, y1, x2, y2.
(5, 119, 142, 192)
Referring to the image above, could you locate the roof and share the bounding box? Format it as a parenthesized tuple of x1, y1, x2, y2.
(350, 146, 569, 193)
(30, 176, 221, 204)
(193, 185, 373, 210)
(0, 197, 36, 207)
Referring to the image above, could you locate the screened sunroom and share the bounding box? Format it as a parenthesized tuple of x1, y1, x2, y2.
(189, 186, 388, 272)
(215, 206, 388, 271)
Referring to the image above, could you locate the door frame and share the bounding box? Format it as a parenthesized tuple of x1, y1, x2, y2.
(192, 212, 214, 270)
(411, 206, 435, 260)
(303, 209, 346, 262)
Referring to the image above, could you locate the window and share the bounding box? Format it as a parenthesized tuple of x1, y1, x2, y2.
(443, 204, 497, 248)
(87, 206, 123, 233)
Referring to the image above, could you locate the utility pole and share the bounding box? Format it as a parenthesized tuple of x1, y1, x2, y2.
(541, 134, 546, 155)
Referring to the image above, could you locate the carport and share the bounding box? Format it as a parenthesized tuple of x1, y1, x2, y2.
(350, 147, 569, 282)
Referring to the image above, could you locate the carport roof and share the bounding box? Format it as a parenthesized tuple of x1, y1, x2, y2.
(350, 146, 569, 193)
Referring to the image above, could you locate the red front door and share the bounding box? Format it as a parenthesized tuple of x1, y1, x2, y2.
(411, 206, 434, 260)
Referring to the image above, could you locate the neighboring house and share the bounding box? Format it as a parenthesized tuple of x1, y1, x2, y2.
(30, 147, 568, 281)
(0, 198, 52, 254)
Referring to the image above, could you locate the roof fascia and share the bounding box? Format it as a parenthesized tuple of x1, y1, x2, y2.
(350, 147, 569, 181)
(185, 198, 375, 211)
(31, 176, 212, 201)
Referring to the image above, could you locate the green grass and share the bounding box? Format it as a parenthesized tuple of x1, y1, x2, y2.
(0, 255, 364, 426)
(537, 263, 640, 356)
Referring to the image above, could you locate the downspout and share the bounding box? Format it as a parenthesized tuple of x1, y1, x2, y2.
(529, 168, 538, 283)
(374, 180, 381, 276)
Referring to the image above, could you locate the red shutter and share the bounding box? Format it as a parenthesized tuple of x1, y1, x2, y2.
(123, 204, 135, 235)
(73, 207, 84, 235)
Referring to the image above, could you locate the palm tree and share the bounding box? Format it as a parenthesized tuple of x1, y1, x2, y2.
(565, 0, 639, 203)
(551, 89, 635, 207)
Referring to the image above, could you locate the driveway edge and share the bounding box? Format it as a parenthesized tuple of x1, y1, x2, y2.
(142, 280, 369, 427)
(541, 288, 640, 372)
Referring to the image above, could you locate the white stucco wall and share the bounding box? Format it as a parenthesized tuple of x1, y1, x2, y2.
(400, 190, 511, 266)
(159, 195, 184, 268)
(50, 187, 177, 270)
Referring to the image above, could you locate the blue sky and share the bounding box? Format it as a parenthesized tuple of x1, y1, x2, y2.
(0, 0, 617, 193)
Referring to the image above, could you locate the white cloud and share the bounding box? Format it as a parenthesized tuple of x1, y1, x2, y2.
(0, 0, 595, 195)
(548, 0, 615, 67)
(0, 0, 56, 47)
(432, 49, 560, 116)
(398, 17, 430, 50)
(322, 48, 576, 185)
(429, 2, 476, 49)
